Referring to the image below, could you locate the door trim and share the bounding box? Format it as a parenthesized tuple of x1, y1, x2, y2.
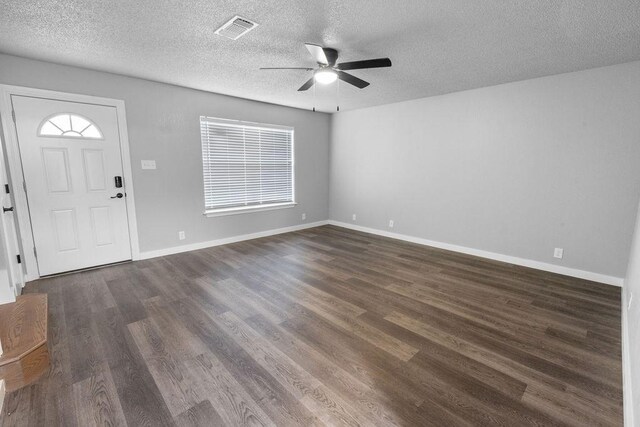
(0, 85, 140, 281)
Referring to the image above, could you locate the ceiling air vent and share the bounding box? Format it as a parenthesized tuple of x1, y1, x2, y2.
(214, 16, 258, 40)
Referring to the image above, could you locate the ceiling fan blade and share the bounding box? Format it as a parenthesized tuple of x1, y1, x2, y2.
(305, 43, 328, 65)
(336, 58, 392, 71)
(297, 77, 315, 91)
(322, 48, 338, 66)
(337, 71, 370, 89)
(260, 67, 314, 70)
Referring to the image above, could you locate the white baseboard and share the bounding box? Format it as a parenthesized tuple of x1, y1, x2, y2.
(622, 289, 634, 427)
(328, 221, 623, 287)
(0, 379, 5, 415)
(138, 220, 330, 260)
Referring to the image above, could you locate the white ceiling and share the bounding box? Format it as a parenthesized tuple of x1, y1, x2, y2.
(1, 1, 639, 113)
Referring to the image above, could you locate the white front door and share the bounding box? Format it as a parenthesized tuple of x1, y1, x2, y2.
(11, 96, 132, 276)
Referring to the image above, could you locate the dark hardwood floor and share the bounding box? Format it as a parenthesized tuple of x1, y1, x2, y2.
(0, 225, 622, 426)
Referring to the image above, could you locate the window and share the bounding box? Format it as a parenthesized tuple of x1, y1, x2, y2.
(200, 117, 294, 215)
(39, 113, 103, 139)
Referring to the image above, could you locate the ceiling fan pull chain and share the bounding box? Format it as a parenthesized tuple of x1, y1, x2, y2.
(313, 81, 316, 112)
(337, 79, 340, 112)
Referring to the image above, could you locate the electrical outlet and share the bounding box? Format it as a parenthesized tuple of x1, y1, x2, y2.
(301, 213, 306, 221)
(553, 248, 564, 259)
(141, 160, 156, 170)
(352, 214, 357, 221)
(178, 231, 186, 240)
(388, 220, 394, 228)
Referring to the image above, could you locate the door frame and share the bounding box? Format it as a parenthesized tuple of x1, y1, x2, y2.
(0, 84, 140, 281)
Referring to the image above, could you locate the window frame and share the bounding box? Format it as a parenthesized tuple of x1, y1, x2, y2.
(200, 116, 296, 217)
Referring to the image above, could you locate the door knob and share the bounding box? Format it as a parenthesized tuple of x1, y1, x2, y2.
(2, 206, 14, 212)
(110, 193, 124, 199)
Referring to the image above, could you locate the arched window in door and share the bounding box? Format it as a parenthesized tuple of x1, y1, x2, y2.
(38, 113, 103, 139)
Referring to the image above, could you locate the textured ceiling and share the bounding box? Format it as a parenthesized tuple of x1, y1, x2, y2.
(1, 0, 639, 113)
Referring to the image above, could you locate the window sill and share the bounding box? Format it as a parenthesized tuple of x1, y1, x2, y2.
(204, 202, 297, 218)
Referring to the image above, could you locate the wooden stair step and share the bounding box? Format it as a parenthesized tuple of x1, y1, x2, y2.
(0, 294, 49, 391)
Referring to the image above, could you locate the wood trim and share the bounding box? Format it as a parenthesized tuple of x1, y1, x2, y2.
(0, 293, 49, 392)
(0, 294, 47, 365)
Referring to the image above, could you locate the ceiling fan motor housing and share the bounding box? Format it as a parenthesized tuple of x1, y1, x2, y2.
(322, 48, 339, 66)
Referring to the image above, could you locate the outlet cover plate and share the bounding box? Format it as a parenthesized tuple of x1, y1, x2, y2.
(141, 160, 157, 170)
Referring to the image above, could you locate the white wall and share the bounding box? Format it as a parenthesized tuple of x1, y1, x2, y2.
(624, 202, 640, 426)
(0, 54, 331, 255)
(330, 61, 640, 280)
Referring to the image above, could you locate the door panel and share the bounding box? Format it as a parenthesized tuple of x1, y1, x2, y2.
(51, 209, 79, 252)
(12, 96, 132, 275)
(90, 206, 113, 246)
(42, 148, 72, 193)
(82, 149, 107, 192)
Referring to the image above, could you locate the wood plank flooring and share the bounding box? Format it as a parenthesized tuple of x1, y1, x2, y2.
(0, 225, 622, 426)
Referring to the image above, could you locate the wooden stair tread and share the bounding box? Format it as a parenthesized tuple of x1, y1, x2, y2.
(0, 294, 48, 366)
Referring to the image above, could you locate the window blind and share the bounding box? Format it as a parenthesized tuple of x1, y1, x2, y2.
(200, 117, 294, 212)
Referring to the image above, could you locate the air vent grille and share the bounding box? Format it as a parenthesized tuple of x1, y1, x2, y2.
(215, 16, 258, 40)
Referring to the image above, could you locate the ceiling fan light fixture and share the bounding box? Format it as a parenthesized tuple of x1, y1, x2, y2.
(260, 43, 391, 92)
(314, 69, 338, 84)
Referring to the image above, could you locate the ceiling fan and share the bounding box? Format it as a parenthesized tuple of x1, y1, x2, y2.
(260, 43, 392, 91)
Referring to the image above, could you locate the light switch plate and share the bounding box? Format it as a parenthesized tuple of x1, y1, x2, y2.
(141, 160, 156, 170)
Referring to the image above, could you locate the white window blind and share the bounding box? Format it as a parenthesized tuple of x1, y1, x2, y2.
(200, 117, 294, 213)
